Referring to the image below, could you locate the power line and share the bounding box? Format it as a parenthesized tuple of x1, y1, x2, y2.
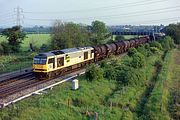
(122, 17, 180, 25)
(24, 6, 180, 22)
(23, 0, 170, 14)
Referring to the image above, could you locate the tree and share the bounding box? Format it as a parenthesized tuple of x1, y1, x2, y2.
(1, 26, 26, 53)
(164, 23, 180, 44)
(91, 20, 108, 45)
(51, 21, 89, 50)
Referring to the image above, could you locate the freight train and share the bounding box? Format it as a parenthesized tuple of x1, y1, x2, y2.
(33, 36, 150, 78)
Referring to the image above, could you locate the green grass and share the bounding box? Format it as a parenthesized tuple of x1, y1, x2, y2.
(21, 34, 51, 51)
(0, 54, 33, 74)
(124, 35, 139, 39)
(0, 78, 124, 120)
(168, 49, 180, 119)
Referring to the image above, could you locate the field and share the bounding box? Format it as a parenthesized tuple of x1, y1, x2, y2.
(0, 34, 50, 51)
(21, 34, 50, 51)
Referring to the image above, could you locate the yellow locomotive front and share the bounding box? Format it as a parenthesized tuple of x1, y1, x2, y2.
(33, 53, 56, 78)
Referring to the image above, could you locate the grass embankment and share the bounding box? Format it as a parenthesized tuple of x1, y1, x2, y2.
(0, 53, 161, 120)
(142, 51, 173, 120)
(168, 49, 180, 120)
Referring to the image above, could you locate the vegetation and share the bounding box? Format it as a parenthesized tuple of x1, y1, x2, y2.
(50, 20, 109, 50)
(115, 35, 125, 41)
(51, 21, 90, 50)
(0, 54, 33, 74)
(1, 26, 26, 54)
(0, 36, 178, 119)
(91, 20, 108, 45)
(159, 36, 175, 50)
(164, 23, 180, 44)
(85, 64, 104, 81)
(168, 50, 180, 120)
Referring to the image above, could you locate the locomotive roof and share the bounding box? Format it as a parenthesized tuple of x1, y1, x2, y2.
(60, 47, 92, 54)
(35, 47, 93, 57)
(35, 52, 54, 58)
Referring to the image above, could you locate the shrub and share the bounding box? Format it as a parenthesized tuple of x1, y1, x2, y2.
(144, 44, 150, 49)
(150, 41, 162, 50)
(136, 45, 149, 57)
(86, 64, 104, 81)
(160, 36, 174, 50)
(0, 41, 11, 54)
(100, 60, 119, 80)
(128, 48, 137, 57)
(104, 66, 118, 80)
(116, 65, 145, 86)
(150, 47, 160, 54)
(130, 52, 146, 68)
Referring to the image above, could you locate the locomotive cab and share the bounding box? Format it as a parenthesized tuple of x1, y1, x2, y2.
(33, 53, 56, 78)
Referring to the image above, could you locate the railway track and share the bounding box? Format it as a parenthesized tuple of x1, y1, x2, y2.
(0, 72, 33, 86)
(0, 66, 84, 100)
(0, 68, 86, 108)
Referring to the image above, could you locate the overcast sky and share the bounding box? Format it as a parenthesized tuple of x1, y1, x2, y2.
(0, 0, 180, 27)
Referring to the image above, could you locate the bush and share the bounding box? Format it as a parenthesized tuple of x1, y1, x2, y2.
(150, 41, 162, 50)
(0, 41, 11, 54)
(128, 48, 137, 57)
(116, 65, 145, 86)
(150, 47, 160, 54)
(159, 36, 174, 50)
(136, 45, 149, 57)
(130, 52, 146, 68)
(86, 64, 104, 81)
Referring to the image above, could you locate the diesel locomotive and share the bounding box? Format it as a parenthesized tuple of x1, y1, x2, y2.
(33, 36, 150, 78)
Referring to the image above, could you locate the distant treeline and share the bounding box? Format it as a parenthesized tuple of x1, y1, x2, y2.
(22, 26, 52, 34)
(0, 24, 165, 34)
